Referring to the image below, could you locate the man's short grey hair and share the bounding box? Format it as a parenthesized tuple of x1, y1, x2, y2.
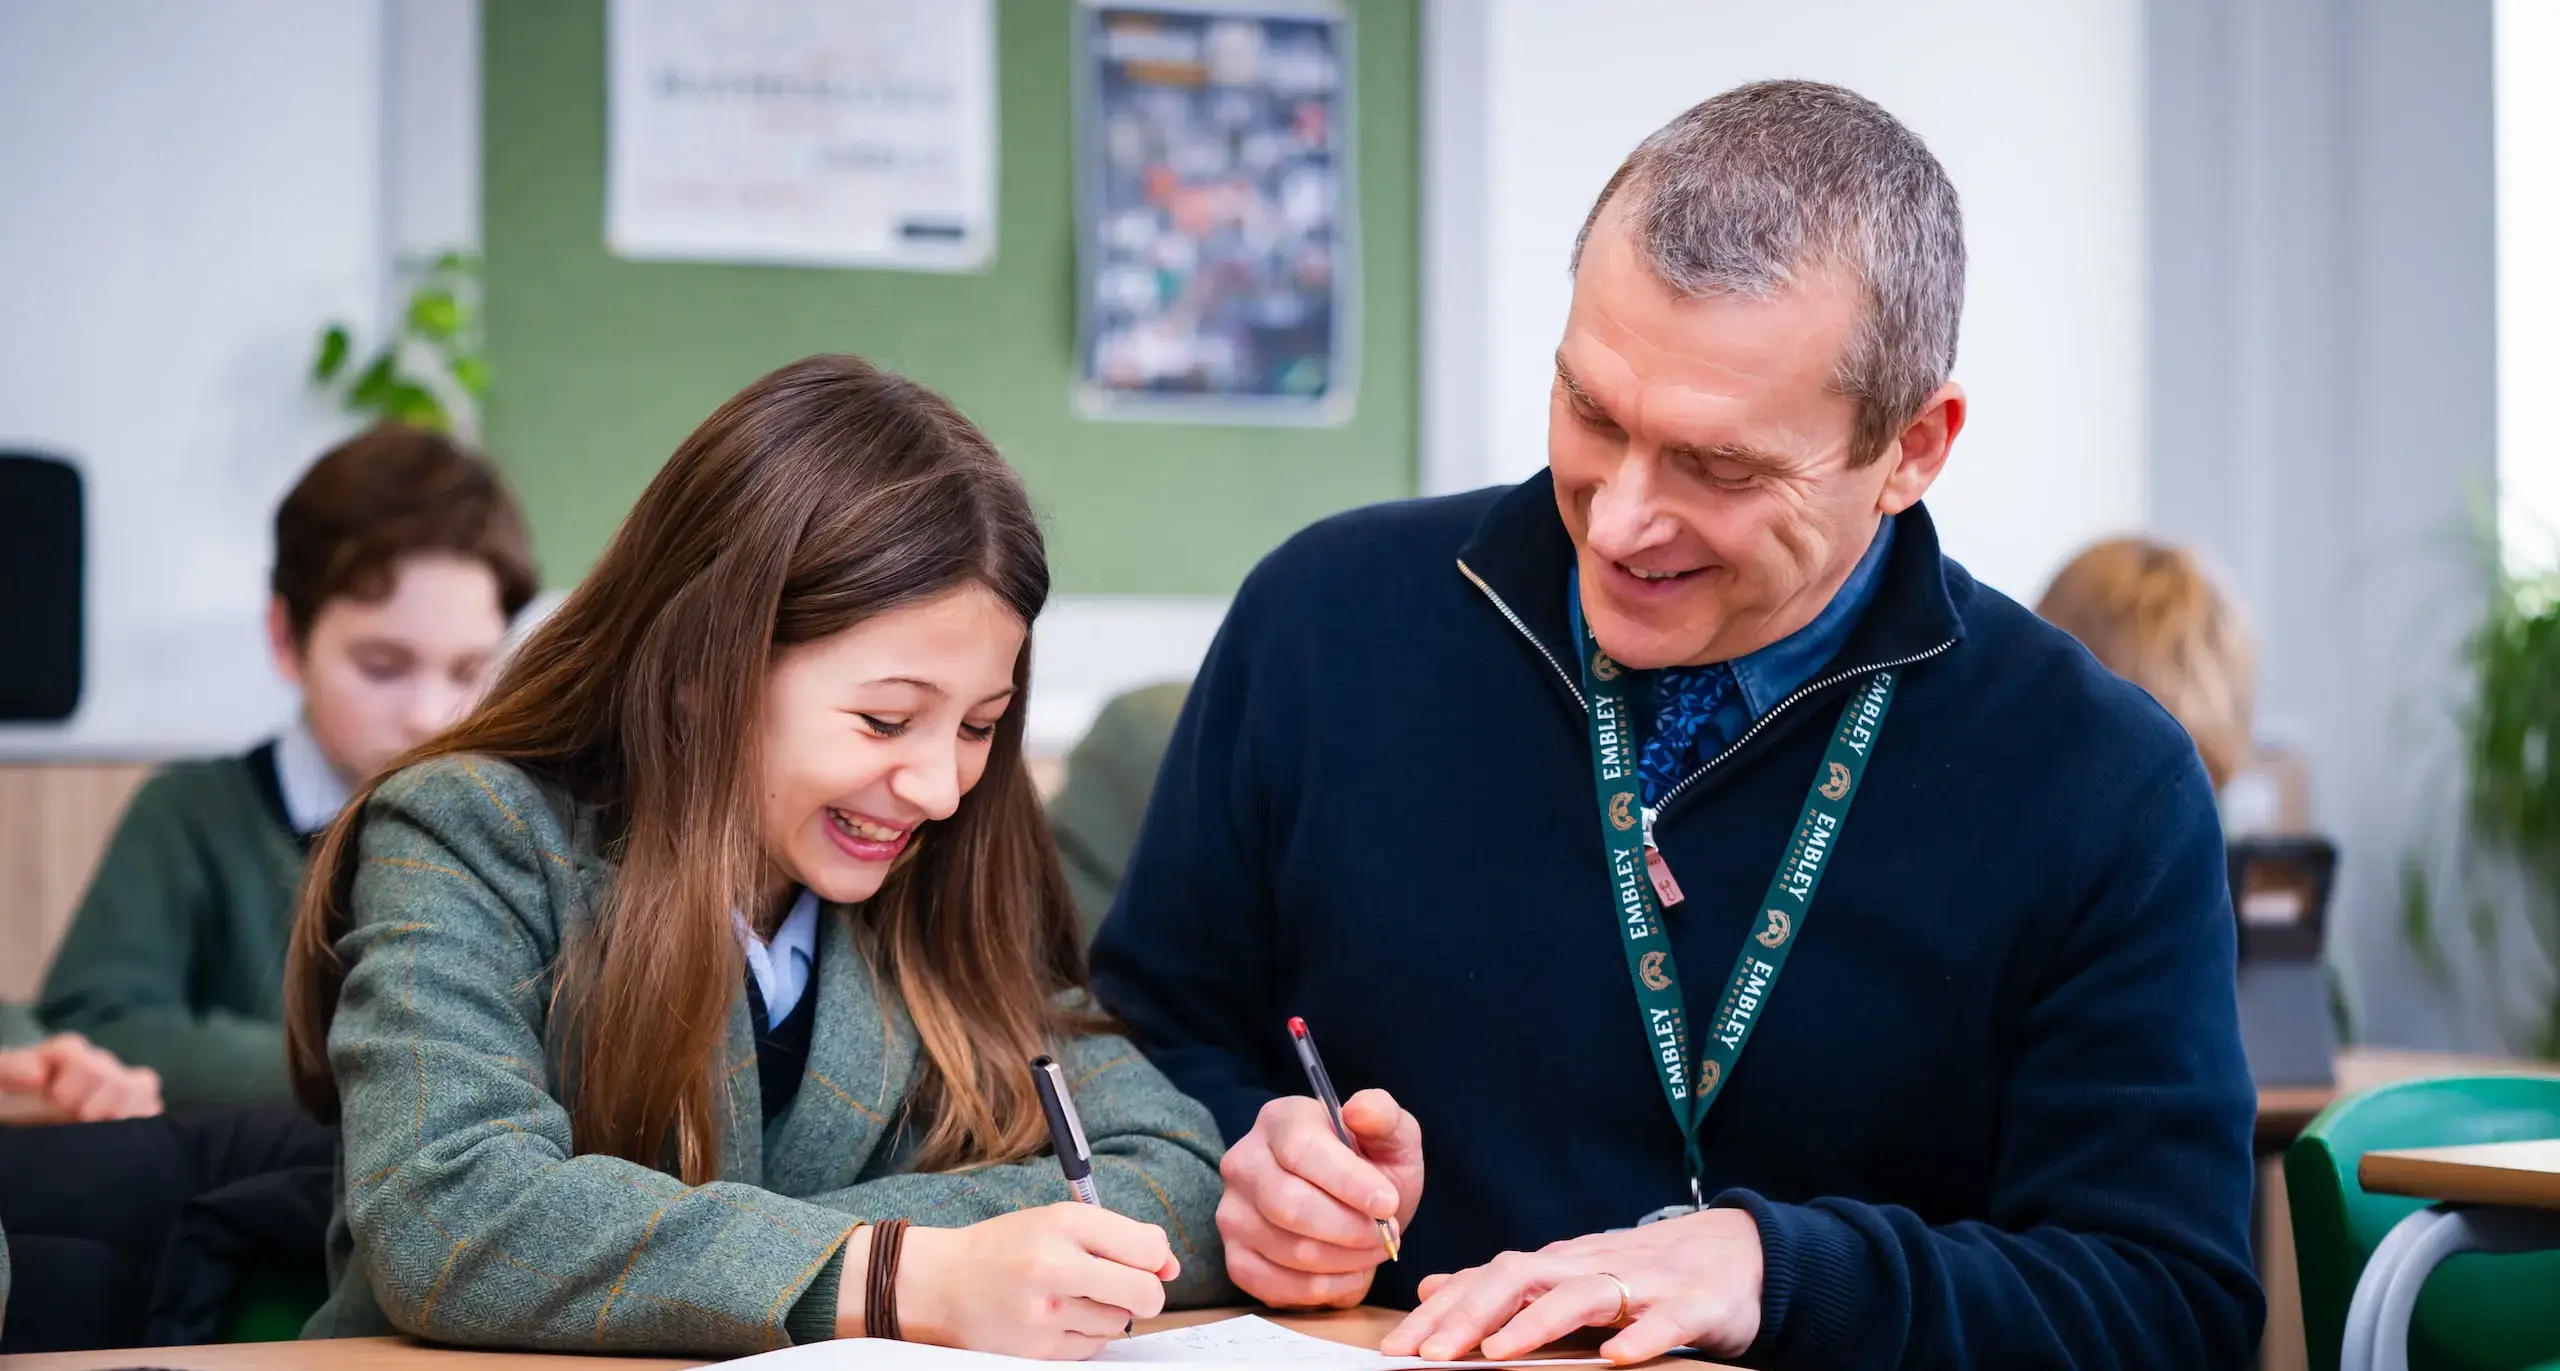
(1571, 80, 1965, 466)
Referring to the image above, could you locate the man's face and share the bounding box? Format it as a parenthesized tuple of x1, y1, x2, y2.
(1551, 204, 1940, 670)
(270, 552, 510, 784)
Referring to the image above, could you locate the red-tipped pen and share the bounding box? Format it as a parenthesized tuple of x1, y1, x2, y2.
(1285, 1015, 1403, 1262)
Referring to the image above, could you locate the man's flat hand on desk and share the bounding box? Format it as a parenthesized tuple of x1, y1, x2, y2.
(1380, 1207, 1763, 1366)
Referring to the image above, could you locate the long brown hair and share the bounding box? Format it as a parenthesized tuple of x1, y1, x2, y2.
(285, 355, 1087, 1182)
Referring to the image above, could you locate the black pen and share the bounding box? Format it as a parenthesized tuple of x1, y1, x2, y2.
(1287, 1016, 1402, 1261)
(1032, 1055, 1102, 1206)
(1035, 1056, 1138, 1336)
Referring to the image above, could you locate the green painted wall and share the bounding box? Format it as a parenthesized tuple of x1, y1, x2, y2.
(482, 0, 1418, 594)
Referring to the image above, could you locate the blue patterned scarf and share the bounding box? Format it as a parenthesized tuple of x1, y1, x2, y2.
(1637, 662, 1739, 806)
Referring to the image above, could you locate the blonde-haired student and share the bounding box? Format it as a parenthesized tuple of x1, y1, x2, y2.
(2037, 537, 2299, 829)
(285, 356, 1225, 1357)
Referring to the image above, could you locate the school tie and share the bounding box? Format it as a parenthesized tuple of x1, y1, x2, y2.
(1639, 662, 1739, 807)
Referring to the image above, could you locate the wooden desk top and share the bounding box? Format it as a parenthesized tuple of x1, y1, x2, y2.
(2256, 1084, 2338, 1155)
(2359, 1139, 2560, 1210)
(0, 1338, 702, 1370)
(2254, 1047, 2560, 1156)
(0, 1306, 1715, 1371)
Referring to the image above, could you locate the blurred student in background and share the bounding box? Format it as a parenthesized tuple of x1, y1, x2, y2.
(1047, 681, 1189, 946)
(2036, 536, 2304, 833)
(34, 425, 536, 1107)
(0, 426, 536, 1353)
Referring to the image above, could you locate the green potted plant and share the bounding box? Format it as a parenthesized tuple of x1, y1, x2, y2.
(2404, 535, 2560, 1053)
(311, 250, 488, 437)
(2466, 546, 2560, 1052)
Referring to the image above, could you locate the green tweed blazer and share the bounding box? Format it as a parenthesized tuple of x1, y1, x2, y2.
(305, 756, 1230, 1355)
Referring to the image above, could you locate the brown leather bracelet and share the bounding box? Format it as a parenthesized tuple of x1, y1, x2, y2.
(866, 1218, 911, 1341)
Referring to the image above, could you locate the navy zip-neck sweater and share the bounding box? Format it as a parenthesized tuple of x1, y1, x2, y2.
(1092, 476, 2262, 1370)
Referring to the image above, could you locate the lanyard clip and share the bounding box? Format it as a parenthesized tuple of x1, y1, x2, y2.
(1690, 1174, 1705, 1208)
(1641, 805, 1658, 849)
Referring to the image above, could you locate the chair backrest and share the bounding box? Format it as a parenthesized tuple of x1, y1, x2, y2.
(0, 452, 84, 721)
(2233, 835, 2343, 1087)
(2288, 1075, 2560, 1371)
(2230, 834, 2339, 962)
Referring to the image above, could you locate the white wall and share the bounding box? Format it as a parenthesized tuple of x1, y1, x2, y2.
(0, 0, 491, 761)
(389, 0, 483, 263)
(1425, 0, 2149, 604)
(2149, 0, 2505, 1050)
(0, 0, 392, 758)
(2498, 0, 2560, 576)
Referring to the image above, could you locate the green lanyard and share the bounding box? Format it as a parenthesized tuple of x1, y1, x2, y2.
(1569, 588, 1895, 1197)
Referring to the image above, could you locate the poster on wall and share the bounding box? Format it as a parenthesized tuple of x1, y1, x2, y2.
(1074, 0, 1356, 425)
(606, 0, 995, 272)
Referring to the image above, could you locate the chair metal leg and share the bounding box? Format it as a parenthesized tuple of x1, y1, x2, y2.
(2343, 1208, 2450, 1371)
(2347, 1205, 2560, 1371)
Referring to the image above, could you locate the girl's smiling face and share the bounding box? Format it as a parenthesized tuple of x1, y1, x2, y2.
(756, 582, 1024, 910)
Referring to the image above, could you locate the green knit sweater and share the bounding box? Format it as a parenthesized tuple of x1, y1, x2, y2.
(0, 1002, 21, 1340)
(2, 999, 45, 1330)
(0, 1005, 30, 1330)
(38, 753, 305, 1106)
(305, 755, 1231, 1354)
(0, 1001, 40, 1048)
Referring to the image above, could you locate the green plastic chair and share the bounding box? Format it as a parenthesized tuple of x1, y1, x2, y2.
(217, 1259, 329, 1342)
(2287, 1075, 2560, 1371)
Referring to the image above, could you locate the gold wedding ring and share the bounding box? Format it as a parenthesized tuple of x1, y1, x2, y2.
(1599, 1272, 1634, 1328)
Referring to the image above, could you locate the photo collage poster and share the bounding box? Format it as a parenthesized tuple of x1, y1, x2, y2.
(1075, 1, 1357, 424)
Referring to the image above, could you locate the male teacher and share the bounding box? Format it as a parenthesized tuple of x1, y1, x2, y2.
(1090, 79, 2261, 1370)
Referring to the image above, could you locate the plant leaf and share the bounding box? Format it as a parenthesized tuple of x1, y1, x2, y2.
(346, 353, 399, 413)
(450, 354, 491, 398)
(407, 290, 463, 342)
(2467, 893, 2506, 968)
(2399, 856, 2452, 985)
(2326, 963, 2356, 1045)
(312, 325, 352, 383)
(383, 381, 449, 432)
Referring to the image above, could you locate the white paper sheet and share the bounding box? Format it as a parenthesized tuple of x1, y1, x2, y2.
(721, 1314, 1615, 1370)
(607, 0, 995, 271)
(1096, 1315, 1424, 1364)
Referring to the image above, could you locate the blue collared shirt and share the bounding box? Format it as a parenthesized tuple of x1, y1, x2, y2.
(733, 887, 820, 1025)
(273, 716, 352, 838)
(1716, 515, 1896, 726)
(1576, 516, 1896, 785)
